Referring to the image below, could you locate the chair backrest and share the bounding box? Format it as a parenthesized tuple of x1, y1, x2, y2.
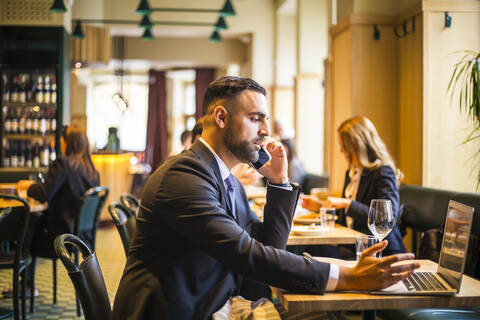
(75, 186, 109, 250)
(0, 195, 30, 260)
(108, 203, 136, 255)
(120, 193, 140, 216)
(54, 234, 111, 320)
(301, 173, 329, 195)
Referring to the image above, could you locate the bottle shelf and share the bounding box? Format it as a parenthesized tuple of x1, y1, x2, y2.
(4, 133, 55, 140)
(0, 167, 48, 172)
(2, 102, 57, 108)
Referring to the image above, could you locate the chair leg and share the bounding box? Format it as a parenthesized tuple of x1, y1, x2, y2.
(13, 268, 19, 320)
(53, 259, 57, 304)
(21, 268, 26, 320)
(30, 257, 37, 313)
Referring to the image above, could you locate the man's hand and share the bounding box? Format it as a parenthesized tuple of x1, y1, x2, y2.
(257, 139, 288, 184)
(336, 241, 420, 291)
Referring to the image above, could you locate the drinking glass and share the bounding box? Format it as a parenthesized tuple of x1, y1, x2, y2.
(355, 235, 378, 260)
(367, 199, 394, 258)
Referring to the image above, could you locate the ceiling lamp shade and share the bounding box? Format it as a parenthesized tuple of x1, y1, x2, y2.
(209, 30, 222, 43)
(136, 0, 152, 15)
(71, 21, 84, 39)
(215, 16, 228, 30)
(141, 28, 154, 41)
(50, 0, 66, 13)
(139, 15, 153, 29)
(220, 0, 236, 17)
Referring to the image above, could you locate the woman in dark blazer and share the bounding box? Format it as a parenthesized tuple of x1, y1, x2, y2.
(27, 125, 100, 257)
(303, 116, 406, 256)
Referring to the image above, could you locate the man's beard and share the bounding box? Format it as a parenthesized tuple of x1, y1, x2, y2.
(224, 122, 262, 163)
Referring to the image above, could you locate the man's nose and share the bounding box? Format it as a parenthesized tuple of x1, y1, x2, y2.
(259, 120, 270, 137)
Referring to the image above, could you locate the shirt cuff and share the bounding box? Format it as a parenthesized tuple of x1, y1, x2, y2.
(267, 181, 293, 191)
(325, 264, 339, 291)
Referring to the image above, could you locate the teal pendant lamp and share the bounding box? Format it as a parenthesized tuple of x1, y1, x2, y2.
(136, 0, 152, 15)
(215, 16, 228, 30)
(71, 21, 84, 39)
(141, 28, 154, 41)
(209, 30, 222, 43)
(220, 0, 236, 17)
(139, 15, 153, 29)
(50, 0, 67, 13)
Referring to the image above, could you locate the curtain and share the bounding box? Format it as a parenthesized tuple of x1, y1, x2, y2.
(145, 70, 168, 171)
(195, 68, 216, 119)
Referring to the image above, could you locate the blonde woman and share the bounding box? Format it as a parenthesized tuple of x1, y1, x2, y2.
(303, 116, 406, 256)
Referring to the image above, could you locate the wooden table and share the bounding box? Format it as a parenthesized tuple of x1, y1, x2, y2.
(274, 259, 480, 318)
(0, 183, 47, 212)
(288, 224, 365, 246)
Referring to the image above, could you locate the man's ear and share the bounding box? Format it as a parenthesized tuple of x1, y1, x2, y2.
(213, 106, 229, 129)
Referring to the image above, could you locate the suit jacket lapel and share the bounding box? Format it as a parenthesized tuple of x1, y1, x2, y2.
(189, 140, 234, 217)
(355, 169, 370, 203)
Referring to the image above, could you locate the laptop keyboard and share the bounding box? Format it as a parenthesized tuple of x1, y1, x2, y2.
(402, 272, 448, 291)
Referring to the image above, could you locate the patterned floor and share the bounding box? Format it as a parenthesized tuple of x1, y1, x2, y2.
(0, 228, 377, 320)
(0, 227, 126, 320)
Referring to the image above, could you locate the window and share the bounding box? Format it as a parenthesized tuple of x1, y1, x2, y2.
(86, 74, 148, 152)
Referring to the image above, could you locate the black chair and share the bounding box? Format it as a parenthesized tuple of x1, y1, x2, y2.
(120, 193, 140, 216)
(108, 203, 136, 256)
(54, 234, 111, 320)
(30, 186, 109, 315)
(300, 173, 329, 195)
(0, 195, 32, 320)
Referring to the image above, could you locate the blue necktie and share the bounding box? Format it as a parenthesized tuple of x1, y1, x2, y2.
(224, 174, 236, 219)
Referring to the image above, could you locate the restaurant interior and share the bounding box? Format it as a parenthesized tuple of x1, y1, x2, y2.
(1, 0, 480, 319)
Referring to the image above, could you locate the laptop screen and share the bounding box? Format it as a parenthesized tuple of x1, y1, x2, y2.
(438, 201, 474, 291)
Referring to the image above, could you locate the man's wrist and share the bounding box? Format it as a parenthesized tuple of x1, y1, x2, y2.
(267, 177, 290, 185)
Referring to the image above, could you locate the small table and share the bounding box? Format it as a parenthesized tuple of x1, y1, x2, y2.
(288, 224, 365, 246)
(274, 259, 480, 319)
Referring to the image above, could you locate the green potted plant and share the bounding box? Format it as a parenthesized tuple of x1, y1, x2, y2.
(448, 50, 480, 187)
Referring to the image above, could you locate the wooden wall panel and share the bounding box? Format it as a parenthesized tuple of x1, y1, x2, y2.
(351, 24, 399, 162)
(398, 14, 423, 185)
(330, 29, 352, 193)
(70, 25, 111, 65)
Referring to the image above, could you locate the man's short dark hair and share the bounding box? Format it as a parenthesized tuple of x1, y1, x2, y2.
(191, 117, 204, 142)
(180, 130, 192, 145)
(202, 76, 266, 115)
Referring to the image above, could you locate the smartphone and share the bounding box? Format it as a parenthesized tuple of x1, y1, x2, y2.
(252, 145, 272, 169)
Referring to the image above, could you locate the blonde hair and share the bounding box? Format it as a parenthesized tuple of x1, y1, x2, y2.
(338, 116, 403, 183)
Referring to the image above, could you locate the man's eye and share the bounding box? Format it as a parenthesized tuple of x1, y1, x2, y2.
(251, 117, 260, 122)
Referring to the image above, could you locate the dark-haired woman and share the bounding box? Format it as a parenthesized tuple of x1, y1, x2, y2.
(28, 125, 100, 257)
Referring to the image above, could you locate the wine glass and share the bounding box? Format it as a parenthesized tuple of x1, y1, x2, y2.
(367, 199, 394, 258)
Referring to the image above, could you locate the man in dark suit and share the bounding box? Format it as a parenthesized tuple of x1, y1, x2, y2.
(112, 76, 419, 320)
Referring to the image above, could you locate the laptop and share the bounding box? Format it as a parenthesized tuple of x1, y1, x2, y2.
(372, 200, 474, 296)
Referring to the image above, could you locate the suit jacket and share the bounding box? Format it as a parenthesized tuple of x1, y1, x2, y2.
(27, 157, 99, 243)
(112, 140, 331, 320)
(342, 165, 406, 256)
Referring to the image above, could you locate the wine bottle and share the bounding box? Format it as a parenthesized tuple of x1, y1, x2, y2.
(25, 142, 32, 168)
(49, 141, 56, 164)
(25, 110, 33, 134)
(32, 109, 39, 134)
(39, 109, 47, 135)
(18, 141, 26, 167)
(2, 75, 10, 102)
(18, 74, 27, 103)
(35, 76, 43, 103)
(51, 77, 57, 104)
(10, 76, 19, 103)
(10, 140, 18, 168)
(10, 108, 18, 134)
(3, 140, 10, 167)
(32, 143, 40, 168)
(18, 109, 26, 134)
(4, 107, 12, 133)
(40, 141, 49, 168)
(44, 75, 51, 104)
